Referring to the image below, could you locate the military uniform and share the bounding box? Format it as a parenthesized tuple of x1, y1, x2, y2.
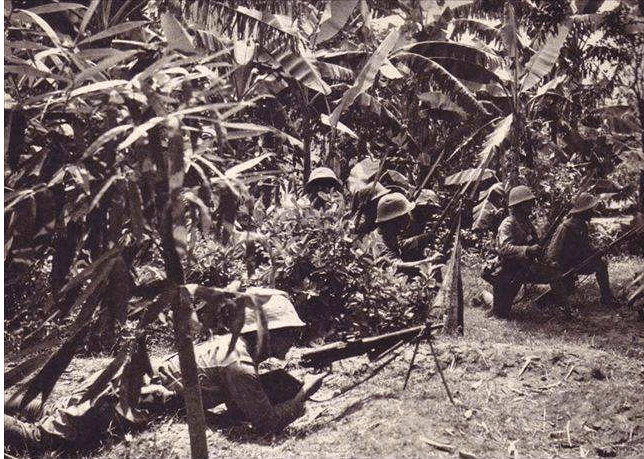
(490, 186, 566, 318)
(546, 213, 611, 305)
(492, 214, 563, 318)
(5, 295, 312, 453)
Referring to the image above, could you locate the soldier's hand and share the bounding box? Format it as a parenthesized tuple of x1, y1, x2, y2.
(526, 244, 541, 258)
(297, 373, 327, 401)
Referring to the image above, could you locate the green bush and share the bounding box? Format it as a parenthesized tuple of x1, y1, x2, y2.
(250, 192, 440, 342)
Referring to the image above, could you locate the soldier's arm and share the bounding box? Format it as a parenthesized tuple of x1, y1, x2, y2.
(398, 233, 433, 260)
(497, 219, 531, 260)
(545, 221, 569, 268)
(222, 362, 305, 434)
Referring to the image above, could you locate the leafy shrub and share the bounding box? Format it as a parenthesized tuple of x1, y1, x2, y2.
(250, 192, 439, 342)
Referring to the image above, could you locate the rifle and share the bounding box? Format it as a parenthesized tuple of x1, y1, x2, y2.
(300, 324, 444, 369)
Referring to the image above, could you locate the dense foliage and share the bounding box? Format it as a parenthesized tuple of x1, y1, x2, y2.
(4, 0, 644, 457)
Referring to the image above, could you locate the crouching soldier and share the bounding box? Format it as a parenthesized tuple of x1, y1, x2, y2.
(491, 185, 563, 319)
(374, 193, 440, 272)
(351, 181, 390, 238)
(546, 192, 614, 306)
(305, 167, 343, 210)
(5, 294, 325, 453)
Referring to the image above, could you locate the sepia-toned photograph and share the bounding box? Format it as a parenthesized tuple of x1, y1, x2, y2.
(4, 0, 644, 457)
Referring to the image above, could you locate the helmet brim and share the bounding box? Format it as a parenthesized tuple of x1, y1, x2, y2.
(375, 200, 415, 223)
(569, 199, 597, 214)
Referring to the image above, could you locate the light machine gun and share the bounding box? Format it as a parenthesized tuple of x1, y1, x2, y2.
(300, 324, 444, 369)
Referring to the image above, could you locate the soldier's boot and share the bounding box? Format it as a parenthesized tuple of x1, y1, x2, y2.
(4, 414, 45, 453)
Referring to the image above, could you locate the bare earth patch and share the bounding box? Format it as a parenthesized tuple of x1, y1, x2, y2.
(10, 256, 644, 459)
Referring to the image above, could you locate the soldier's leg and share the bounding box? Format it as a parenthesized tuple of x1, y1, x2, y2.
(580, 257, 612, 305)
(492, 269, 522, 319)
(4, 414, 71, 453)
(526, 263, 568, 308)
(5, 397, 43, 421)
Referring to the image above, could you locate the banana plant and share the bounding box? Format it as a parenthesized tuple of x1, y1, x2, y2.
(4, 3, 309, 457)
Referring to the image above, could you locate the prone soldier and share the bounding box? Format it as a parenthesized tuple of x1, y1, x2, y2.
(5, 295, 325, 453)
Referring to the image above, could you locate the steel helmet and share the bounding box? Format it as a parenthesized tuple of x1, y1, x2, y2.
(570, 192, 597, 214)
(507, 185, 536, 207)
(241, 289, 305, 334)
(306, 167, 341, 190)
(375, 192, 415, 223)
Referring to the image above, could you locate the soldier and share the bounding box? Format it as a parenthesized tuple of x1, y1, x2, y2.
(305, 167, 342, 209)
(546, 192, 614, 306)
(351, 181, 390, 237)
(491, 185, 563, 319)
(374, 192, 438, 266)
(5, 295, 325, 453)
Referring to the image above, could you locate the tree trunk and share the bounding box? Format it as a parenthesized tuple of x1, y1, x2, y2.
(302, 112, 312, 187)
(158, 118, 208, 459)
(637, 97, 644, 212)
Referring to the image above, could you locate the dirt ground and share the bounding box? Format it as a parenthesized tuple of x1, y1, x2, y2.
(6, 255, 644, 459)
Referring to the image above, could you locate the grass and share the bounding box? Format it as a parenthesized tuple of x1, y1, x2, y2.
(6, 255, 644, 459)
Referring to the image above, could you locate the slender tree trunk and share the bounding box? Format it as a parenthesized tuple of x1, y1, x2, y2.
(638, 97, 644, 212)
(302, 112, 312, 187)
(158, 119, 208, 459)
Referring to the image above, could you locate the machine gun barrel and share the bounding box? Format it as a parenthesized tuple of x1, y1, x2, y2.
(300, 324, 443, 368)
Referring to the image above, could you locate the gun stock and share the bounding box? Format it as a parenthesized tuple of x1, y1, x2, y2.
(300, 324, 443, 369)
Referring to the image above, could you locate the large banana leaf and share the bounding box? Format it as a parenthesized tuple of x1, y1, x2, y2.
(182, 1, 300, 50)
(317, 61, 354, 81)
(398, 41, 502, 69)
(428, 57, 509, 85)
(161, 11, 195, 53)
(266, 46, 331, 95)
(394, 52, 489, 118)
(315, 0, 359, 44)
(460, 114, 513, 197)
(327, 27, 401, 129)
(473, 182, 505, 230)
(451, 18, 502, 44)
(445, 168, 496, 186)
(502, 2, 518, 64)
(520, 25, 569, 93)
(418, 91, 467, 121)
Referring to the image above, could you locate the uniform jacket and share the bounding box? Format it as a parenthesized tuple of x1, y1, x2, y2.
(496, 213, 539, 262)
(546, 215, 594, 271)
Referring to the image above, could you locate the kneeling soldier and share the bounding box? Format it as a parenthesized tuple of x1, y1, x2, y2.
(492, 185, 563, 318)
(546, 192, 614, 306)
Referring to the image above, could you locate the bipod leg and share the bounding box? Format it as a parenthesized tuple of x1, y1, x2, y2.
(428, 335, 455, 406)
(402, 339, 420, 390)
